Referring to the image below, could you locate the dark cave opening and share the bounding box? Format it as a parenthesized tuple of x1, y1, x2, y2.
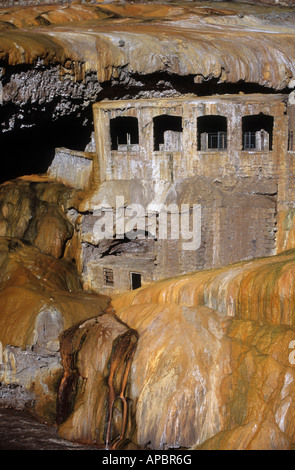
(118, 71, 289, 98)
(0, 113, 94, 184)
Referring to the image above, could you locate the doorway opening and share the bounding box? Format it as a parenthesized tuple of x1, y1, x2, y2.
(130, 272, 142, 290)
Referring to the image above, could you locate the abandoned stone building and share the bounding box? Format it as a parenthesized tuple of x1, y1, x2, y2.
(48, 92, 295, 294)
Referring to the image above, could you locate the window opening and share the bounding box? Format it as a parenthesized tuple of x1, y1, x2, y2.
(110, 116, 139, 151)
(242, 114, 273, 151)
(153, 115, 183, 151)
(103, 268, 114, 286)
(288, 131, 294, 151)
(197, 115, 227, 151)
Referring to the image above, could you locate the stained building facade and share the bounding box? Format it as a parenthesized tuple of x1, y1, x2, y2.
(49, 93, 295, 293)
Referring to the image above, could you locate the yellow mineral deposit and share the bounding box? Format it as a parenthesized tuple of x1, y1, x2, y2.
(111, 250, 295, 326)
(0, 2, 294, 88)
(54, 250, 295, 449)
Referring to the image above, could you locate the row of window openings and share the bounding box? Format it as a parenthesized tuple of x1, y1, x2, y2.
(110, 114, 282, 152)
(103, 267, 141, 290)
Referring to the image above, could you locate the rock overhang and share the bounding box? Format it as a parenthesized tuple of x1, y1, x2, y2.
(0, 2, 295, 91)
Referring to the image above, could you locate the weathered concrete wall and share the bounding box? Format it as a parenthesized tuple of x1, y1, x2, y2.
(48, 147, 94, 190)
(75, 94, 286, 293)
(74, 175, 278, 293)
(93, 94, 287, 184)
(154, 189, 277, 279)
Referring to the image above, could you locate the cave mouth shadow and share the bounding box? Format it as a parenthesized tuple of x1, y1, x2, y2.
(0, 115, 94, 184)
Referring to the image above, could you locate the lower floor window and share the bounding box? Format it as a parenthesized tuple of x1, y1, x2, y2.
(103, 268, 114, 286)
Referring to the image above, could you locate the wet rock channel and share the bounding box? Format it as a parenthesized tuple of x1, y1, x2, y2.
(0, 407, 96, 450)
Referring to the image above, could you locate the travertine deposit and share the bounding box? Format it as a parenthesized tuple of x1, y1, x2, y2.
(57, 251, 295, 450)
(1, 1, 295, 136)
(0, 235, 109, 420)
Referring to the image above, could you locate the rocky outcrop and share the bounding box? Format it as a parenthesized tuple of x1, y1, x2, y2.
(110, 253, 295, 450)
(0, 236, 109, 421)
(0, 2, 294, 89)
(56, 300, 295, 450)
(57, 313, 138, 449)
(0, 177, 78, 258)
(1, 2, 295, 137)
(112, 249, 295, 326)
(195, 315, 295, 450)
(1, 0, 295, 451)
(0, 176, 295, 449)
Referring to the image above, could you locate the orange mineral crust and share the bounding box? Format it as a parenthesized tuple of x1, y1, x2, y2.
(0, 2, 294, 89)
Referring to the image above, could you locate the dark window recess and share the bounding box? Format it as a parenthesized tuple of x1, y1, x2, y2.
(197, 115, 227, 151)
(153, 115, 183, 151)
(103, 268, 114, 286)
(110, 116, 139, 150)
(242, 114, 274, 151)
(131, 272, 141, 290)
(288, 131, 294, 151)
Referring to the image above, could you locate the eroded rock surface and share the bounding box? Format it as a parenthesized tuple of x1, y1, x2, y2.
(0, 176, 79, 258)
(110, 258, 295, 449)
(1, 0, 295, 451)
(55, 250, 295, 450)
(1, 1, 295, 139)
(57, 312, 138, 449)
(113, 249, 295, 326)
(1, 2, 295, 90)
(0, 236, 109, 421)
(56, 302, 295, 450)
(0, 183, 295, 449)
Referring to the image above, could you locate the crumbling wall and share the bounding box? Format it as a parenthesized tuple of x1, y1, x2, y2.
(80, 94, 285, 293)
(48, 148, 94, 190)
(92, 94, 287, 184)
(154, 178, 277, 280)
